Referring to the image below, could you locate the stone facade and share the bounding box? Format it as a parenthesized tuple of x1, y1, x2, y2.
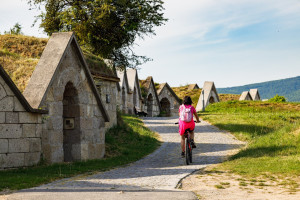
(23, 32, 109, 164)
(157, 83, 181, 117)
(94, 76, 119, 129)
(239, 91, 253, 101)
(126, 69, 143, 113)
(196, 81, 220, 111)
(116, 69, 132, 114)
(249, 89, 261, 101)
(140, 76, 161, 117)
(0, 67, 46, 169)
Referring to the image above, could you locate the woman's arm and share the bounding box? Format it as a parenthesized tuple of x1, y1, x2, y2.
(194, 112, 200, 123)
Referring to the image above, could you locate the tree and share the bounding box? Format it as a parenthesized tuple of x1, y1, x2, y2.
(5, 23, 23, 35)
(27, 0, 167, 68)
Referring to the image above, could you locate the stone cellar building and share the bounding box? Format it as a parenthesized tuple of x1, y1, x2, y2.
(0, 65, 47, 168)
(116, 69, 131, 114)
(239, 91, 253, 101)
(0, 32, 111, 169)
(157, 83, 181, 117)
(249, 89, 261, 101)
(196, 81, 220, 111)
(126, 68, 143, 113)
(91, 60, 120, 129)
(140, 76, 161, 117)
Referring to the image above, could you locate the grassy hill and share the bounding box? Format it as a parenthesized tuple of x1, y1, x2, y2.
(172, 85, 240, 107)
(200, 101, 300, 179)
(0, 34, 115, 93)
(217, 76, 300, 102)
(172, 85, 202, 107)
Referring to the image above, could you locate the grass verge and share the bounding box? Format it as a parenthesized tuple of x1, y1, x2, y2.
(199, 101, 300, 176)
(0, 115, 160, 192)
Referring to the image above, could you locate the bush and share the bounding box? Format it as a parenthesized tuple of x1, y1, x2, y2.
(268, 94, 286, 103)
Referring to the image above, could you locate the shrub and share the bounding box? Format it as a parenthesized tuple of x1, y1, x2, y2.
(268, 94, 286, 103)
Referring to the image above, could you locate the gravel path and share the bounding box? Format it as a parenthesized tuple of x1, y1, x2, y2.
(4, 117, 244, 200)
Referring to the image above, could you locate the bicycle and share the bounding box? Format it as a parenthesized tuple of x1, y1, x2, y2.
(175, 121, 197, 165)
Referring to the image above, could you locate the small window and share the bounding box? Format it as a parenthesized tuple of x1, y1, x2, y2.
(106, 94, 110, 103)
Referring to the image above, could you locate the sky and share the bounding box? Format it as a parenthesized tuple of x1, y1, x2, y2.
(1, 0, 300, 87)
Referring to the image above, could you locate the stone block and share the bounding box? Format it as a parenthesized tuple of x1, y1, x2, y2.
(24, 152, 41, 166)
(92, 117, 101, 129)
(5, 112, 19, 123)
(28, 138, 42, 152)
(71, 143, 81, 161)
(0, 112, 5, 123)
(48, 101, 63, 116)
(80, 143, 89, 160)
(93, 106, 101, 117)
(0, 124, 22, 138)
(46, 116, 63, 131)
(14, 96, 26, 111)
(49, 130, 63, 144)
(50, 145, 64, 163)
(19, 112, 39, 123)
(0, 139, 8, 153)
(0, 154, 7, 169)
(80, 117, 93, 130)
(87, 105, 93, 117)
(81, 130, 94, 142)
(0, 96, 14, 111)
(36, 124, 43, 137)
(9, 139, 30, 153)
(53, 87, 64, 101)
(0, 83, 7, 100)
(4, 153, 25, 168)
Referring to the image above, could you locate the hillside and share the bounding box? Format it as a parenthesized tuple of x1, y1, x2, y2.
(172, 85, 239, 106)
(0, 34, 116, 92)
(217, 76, 300, 102)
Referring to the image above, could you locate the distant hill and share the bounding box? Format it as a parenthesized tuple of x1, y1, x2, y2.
(217, 76, 300, 102)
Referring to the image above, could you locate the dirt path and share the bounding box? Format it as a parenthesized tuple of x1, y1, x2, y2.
(2, 117, 244, 200)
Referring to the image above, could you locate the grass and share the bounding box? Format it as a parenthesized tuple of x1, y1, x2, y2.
(0, 34, 115, 93)
(0, 115, 160, 192)
(172, 85, 202, 107)
(199, 100, 300, 176)
(172, 85, 241, 107)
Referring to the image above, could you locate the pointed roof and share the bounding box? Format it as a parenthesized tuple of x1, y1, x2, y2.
(116, 69, 131, 94)
(140, 76, 161, 111)
(239, 91, 253, 101)
(127, 68, 142, 100)
(249, 89, 261, 101)
(202, 81, 220, 102)
(23, 32, 109, 121)
(188, 84, 199, 90)
(0, 65, 47, 114)
(157, 82, 181, 104)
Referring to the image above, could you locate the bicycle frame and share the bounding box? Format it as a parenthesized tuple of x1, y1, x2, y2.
(184, 129, 193, 165)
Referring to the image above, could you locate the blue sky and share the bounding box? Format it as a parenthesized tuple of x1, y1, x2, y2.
(1, 0, 300, 87)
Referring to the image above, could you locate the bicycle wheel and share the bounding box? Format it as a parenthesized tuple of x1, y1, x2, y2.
(189, 143, 192, 163)
(185, 138, 190, 165)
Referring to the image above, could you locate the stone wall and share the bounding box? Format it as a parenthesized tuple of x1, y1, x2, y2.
(158, 87, 180, 117)
(143, 85, 160, 117)
(39, 43, 106, 164)
(94, 78, 118, 129)
(0, 76, 43, 169)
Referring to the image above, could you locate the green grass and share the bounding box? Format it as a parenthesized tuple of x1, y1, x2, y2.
(199, 101, 300, 176)
(0, 115, 160, 192)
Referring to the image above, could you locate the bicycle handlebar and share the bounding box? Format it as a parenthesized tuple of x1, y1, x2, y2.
(175, 120, 199, 124)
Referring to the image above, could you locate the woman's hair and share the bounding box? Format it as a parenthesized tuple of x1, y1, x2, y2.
(183, 96, 192, 105)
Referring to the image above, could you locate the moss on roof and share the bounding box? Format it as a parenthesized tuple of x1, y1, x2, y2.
(0, 34, 117, 93)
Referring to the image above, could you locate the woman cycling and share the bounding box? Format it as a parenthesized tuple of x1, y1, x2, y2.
(179, 96, 200, 157)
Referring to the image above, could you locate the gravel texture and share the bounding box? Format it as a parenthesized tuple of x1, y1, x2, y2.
(4, 117, 244, 200)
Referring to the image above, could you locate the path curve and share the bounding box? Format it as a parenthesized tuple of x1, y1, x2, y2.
(4, 117, 244, 200)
